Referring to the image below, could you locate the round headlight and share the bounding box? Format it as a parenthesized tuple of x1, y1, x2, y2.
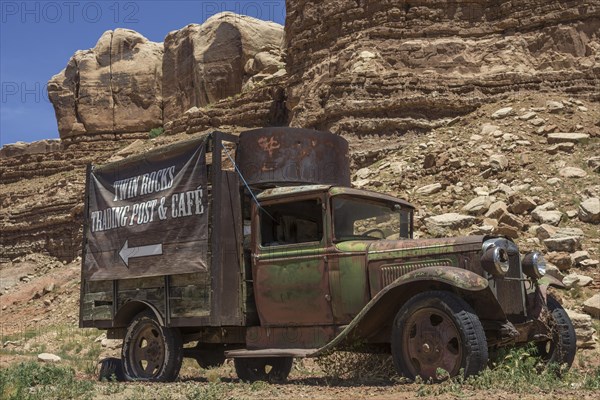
(523, 252, 546, 279)
(481, 246, 510, 275)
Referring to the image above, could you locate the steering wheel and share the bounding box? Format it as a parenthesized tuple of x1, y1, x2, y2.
(362, 228, 385, 238)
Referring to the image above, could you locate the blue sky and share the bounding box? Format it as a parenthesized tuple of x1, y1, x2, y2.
(0, 0, 286, 146)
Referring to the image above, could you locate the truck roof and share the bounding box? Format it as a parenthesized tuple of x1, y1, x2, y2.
(256, 185, 415, 209)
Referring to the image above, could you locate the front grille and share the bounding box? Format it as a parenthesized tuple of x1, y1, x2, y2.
(380, 259, 452, 287)
(495, 249, 526, 316)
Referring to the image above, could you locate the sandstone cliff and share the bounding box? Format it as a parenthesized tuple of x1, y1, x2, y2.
(48, 13, 284, 141)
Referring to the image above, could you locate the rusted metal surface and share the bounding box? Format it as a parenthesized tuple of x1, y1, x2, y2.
(246, 326, 336, 350)
(257, 184, 332, 200)
(237, 127, 351, 188)
(329, 186, 415, 210)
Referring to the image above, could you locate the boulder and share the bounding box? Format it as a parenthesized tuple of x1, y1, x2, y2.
(48, 29, 164, 138)
(563, 273, 593, 288)
(566, 309, 597, 348)
(546, 252, 572, 271)
(425, 213, 476, 230)
(578, 198, 600, 224)
(532, 210, 563, 226)
(546, 132, 590, 144)
(583, 294, 600, 319)
(162, 12, 283, 122)
(462, 196, 492, 215)
(543, 236, 581, 253)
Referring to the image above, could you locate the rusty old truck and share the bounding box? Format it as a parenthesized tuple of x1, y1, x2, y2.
(80, 128, 575, 382)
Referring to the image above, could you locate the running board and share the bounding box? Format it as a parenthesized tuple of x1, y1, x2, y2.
(225, 348, 318, 358)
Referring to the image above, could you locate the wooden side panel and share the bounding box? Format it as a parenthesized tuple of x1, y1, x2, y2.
(81, 280, 113, 322)
(169, 272, 211, 318)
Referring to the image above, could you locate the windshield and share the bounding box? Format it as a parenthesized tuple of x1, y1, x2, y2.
(332, 196, 412, 241)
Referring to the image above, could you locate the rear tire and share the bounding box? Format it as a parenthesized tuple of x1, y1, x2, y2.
(234, 357, 293, 382)
(391, 291, 488, 381)
(537, 295, 576, 370)
(98, 357, 125, 382)
(121, 310, 183, 382)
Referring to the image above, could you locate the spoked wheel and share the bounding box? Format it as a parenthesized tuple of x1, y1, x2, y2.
(122, 310, 183, 381)
(392, 291, 488, 381)
(234, 357, 293, 382)
(536, 295, 576, 370)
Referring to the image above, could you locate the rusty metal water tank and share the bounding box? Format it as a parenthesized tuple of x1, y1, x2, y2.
(236, 127, 351, 188)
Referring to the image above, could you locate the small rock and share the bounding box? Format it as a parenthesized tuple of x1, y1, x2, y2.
(532, 210, 563, 226)
(462, 196, 492, 215)
(518, 111, 537, 120)
(544, 236, 581, 253)
(546, 178, 562, 186)
(355, 167, 371, 179)
(416, 183, 443, 195)
(491, 107, 514, 119)
(587, 156, 600, 173)
(566, 310, 596, 348)
(530, 117, 545, 126)
(38, 353, 61, 363)
(489, 154, 508, 172)
(566, 210, 578, 218)
(578, 198, 600, 224)
(547, 132, 590, 144)
(481, 123, 501, 135)
(546, 143, 575, 154)
(43, 299, 52, 307)
(580, 259, 600, 268)
(546, 252, 572, 271)
(545, 263, 564, 281)
(43, 283, 55, 295)
(564, 273, 593, 288)
(536, 224, 557, 240)
(571, 251, 590, 266)
(508, 193, 536, 214)
(546, 101, 565, 113)
(498, 212, 525, 230)
(559, 167, 587, 178)
(485, 201, 509, 219)
(495, 224, 520, 239)
(583, 294, 600, 319)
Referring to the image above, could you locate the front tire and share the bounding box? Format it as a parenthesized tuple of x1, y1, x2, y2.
(121, 310, 183, 382)
(234, 357, 293, 382)
(537, 295, 576, 369)
(391, 291, 488, 381)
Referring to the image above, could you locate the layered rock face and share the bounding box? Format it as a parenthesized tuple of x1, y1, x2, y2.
(48, 13, 284, 141)
(48, 29, 164, 139)
(162, 12, 283, 122)
(285, 0, 600, 135)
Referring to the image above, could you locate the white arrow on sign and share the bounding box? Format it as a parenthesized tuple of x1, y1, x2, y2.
(119, 240, 163, 267)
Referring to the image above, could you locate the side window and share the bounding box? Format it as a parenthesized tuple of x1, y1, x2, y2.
(260, 199, 323, 246)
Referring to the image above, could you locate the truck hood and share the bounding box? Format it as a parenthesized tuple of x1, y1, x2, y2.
(366, 235, 485, 261)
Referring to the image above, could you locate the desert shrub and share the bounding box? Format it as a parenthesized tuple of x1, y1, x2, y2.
(316, 351, 397, 383)
(0, 361, 94, 400)
(149, 127, 164, 138)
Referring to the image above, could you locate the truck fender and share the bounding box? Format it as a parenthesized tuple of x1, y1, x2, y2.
(312, 267, 502, 356)
(538, 274, 566, 289)
(113, 300, 165, 328)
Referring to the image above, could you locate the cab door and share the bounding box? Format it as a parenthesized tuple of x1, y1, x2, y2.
(252, 195, 334, 326)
